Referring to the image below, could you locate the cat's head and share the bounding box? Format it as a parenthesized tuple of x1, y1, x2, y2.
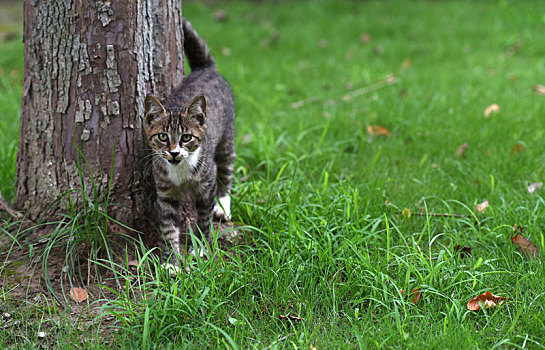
(143, 94, 207, 165)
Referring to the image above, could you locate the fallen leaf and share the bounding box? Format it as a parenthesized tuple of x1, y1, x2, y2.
(508, 75, 518, 81)
(511, 234, 538, 259)
(534, 84, 545, 95)
(360, 32, 371, 44)
(401, 208, 411, 219)
(456, 142, 469, 157)
(327, 269, 343, 285)
(385, 74, 397, 85)
(367, 125, 391, 137)
(506, 39, 522, 56)
(467, 291, 506, 311)
(510, 143, 525, 154)
(213, 9, 227, 22)
(69, 287, 88, 303)
(453, 245, 472, 258)
(528, 182, 543, 194)
(475, 200, 489, 213)
(483, 104, 500, 118)
(221, 47, 232, 57)
(401, 58, 412, 71)
(400, 288, 422, 304)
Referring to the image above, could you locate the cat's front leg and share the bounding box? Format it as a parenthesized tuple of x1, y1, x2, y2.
(192, 176, 217, 257)
(157, 195, 182, 265)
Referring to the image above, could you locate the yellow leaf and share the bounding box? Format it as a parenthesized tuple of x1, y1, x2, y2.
(483, 104, 500, 118)
(456, 142, 468, 157)
(510, 143, 525, 154)
(69, 287, 88, 303)
(401, 58, 412, 71)
(467, 291, 506, 311)
(367, 125, 391, 137)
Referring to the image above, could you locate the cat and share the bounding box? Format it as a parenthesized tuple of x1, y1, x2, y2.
(143, 19, 235, 267)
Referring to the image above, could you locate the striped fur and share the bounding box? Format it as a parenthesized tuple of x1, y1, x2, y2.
(143, 19, 235, 263)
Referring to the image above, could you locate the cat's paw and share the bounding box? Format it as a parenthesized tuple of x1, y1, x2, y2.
(213, 195, 231, 221)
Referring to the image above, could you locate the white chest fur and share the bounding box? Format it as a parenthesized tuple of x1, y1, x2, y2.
(166, 148, 201, 186)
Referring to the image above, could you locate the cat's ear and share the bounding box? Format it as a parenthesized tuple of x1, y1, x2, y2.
(144, 95, 166, 124)
(187, 94, 206, 125)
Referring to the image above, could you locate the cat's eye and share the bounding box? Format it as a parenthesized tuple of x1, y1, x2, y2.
(180, 134, 192, 143)
(157, 133, 169, 142)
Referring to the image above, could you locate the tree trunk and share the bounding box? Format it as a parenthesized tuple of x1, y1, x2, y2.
(15, 0, 184, 229)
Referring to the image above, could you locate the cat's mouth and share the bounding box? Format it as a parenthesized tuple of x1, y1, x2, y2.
(168, 159, 181, 165)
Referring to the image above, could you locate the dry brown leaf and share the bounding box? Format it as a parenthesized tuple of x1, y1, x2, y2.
(511, 234, 538, 259)
(401, 208, 412, 219)
(360, 32, 371, 44)
(510, 143, 525, 154)
(467, 291, 506, 311)
(221, 47, 232, 57)
(367, 125, 391, 137)
(213, 9, 227, 22)
(69, 287, 88, 303)
(327, 269, 343, 285)
(453, 245, 472, 259)
(475, 200, 489, 213)
(456, 142, 469, 157)
(534, 84, 545, 95)
(317, 39, 328, 48)
(528, 182, 543, 194)
(241, 133, 253, 145)
(401, 58, 412, 71)
(400, 288, 422, 304)
(508, 75, 518, 81)
(483, 104, 500, 118)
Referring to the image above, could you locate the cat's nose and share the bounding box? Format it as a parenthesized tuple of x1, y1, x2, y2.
(169, 151, 180, 158)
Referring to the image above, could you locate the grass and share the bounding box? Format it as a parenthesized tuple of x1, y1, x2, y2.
(2, 0, 545, 348)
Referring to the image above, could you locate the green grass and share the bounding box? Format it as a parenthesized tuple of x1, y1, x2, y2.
(2, 0, 545, 348)
(0, 36, 23, 202)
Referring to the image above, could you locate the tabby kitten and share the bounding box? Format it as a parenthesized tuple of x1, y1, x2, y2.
(143, 19, 235, 264)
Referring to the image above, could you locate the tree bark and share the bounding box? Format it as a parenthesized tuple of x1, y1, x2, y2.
(16, 0, 184, 228)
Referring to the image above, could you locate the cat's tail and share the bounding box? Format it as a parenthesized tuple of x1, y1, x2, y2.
(182, 19, 215, 70)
